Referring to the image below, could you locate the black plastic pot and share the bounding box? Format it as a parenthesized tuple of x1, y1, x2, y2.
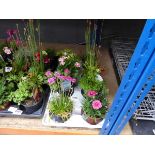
(49, 112, 71, 123)
(51, 115, 64, 123)
(81, 89, 85, 95)
(19, 94, 43, 114)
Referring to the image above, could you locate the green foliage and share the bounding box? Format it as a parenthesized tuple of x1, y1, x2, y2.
(0, 55, 6, 72)
(9, 72, 45, 104)
(6, 20, 45, 74)
(85, 21, 97, 68)
(80, 22, 108, 119)
(6, 72, 25, 84)
(0, 77, 15, 105)
(79, 63, 102, 92)
(12, 47, 31, 73)
(49, 94, 73, 121)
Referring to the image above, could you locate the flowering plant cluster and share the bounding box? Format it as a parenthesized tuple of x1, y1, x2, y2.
(82, 90, 108, 119)
(0, 20, 53, 108)
(45, 70, 76, 94)
(57, 49, 82, 80)
(81, 21, 108, 121)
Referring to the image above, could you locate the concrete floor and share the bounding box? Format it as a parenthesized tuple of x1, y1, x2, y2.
(0, 43, 132, 135)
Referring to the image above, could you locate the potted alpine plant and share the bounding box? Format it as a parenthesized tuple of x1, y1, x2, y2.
(48, 93, 73, 123)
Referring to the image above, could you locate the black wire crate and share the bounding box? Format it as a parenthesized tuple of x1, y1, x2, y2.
(111, 38, 155, 121)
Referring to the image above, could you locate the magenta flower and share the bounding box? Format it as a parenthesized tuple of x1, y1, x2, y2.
(48, 77, 56, 84)
(57, 75, 66, 80)
(45, 71, 52, 77)
(44, 57, 50, 64)
(65, 76, 73, 82)
(71, 78, 76, 83)
(75, 62, 81, 67)
(3, 47, 11, 55)
(6, 29, 17, 36)
(87, 90, 97, 97)
(92, 100, 102, 110)
(64, 68, 70, 74)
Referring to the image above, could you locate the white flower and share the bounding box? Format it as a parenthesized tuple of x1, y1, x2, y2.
(64, 52, 67, 56)
(21, 76, 27, 80)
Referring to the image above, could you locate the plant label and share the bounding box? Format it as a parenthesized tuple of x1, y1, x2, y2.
(5, 67, 12, 72)
(13, 110, 23, 115)
(8, 107, 18, 113)
(61, 80, 71, 91)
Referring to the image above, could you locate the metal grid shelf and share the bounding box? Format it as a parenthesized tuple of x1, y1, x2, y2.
(111, 38, 155, 121)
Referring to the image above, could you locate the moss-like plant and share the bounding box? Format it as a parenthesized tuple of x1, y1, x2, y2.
(49, 94, 73, 122)
(9, 71, 46, 105)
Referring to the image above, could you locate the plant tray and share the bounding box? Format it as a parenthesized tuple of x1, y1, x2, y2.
(42, 87, 105, 129)
(0, 86, 50, 118)
(111, 38, 155, 121)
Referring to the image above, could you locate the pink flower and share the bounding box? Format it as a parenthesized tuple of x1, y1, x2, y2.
(16, 40, 21, 46)
(57, 75, 66, 80)
(87, 90, 97, 97)
(92, 100, 102, 110)
(65, 76, 73, 82)
(71, 78, 76, 83)
(54, 71, 61, 77)
(45, 71, 52, 77)
(3, 47, 11, 55)
(75, 62, 81, 67)
(60, 61, 65, 65)
(48, 77, 56, 84)
(58, 57, 65, 62)
(64, 68, 70, 75)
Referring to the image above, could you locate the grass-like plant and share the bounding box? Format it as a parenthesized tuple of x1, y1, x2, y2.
(49, 94, 73, 122)
(80, 20, 108, 95)
(7, 20, 45, 74)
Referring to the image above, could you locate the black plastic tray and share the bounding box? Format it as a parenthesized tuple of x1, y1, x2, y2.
(0, 86, 50, 118)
